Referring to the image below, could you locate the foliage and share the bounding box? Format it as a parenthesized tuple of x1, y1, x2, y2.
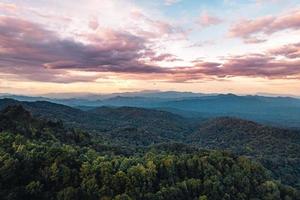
(0, 106, 299, 199)
(188, 117, 300, 188)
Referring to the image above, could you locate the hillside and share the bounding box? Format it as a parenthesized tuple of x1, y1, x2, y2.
(0, 106, 299, 199)
(189, 117, 300, 188)
(0, 99, 194, 145)
(87, 106, 193, 144)
(189, 117, 300, 156)
(0, 105, 91, 145)
(1, 99, 300, 188)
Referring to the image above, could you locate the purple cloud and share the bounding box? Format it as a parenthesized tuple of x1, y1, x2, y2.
(229, 8, 300, 43)
(1, 16, 300, 83)
(0, 16, 170, 82)
(268, 43, 300, 59)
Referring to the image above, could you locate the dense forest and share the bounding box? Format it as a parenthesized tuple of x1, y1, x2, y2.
(188, 117, 300, 188)
(0, 103, 300, 199)
(1, 99, 300, 188)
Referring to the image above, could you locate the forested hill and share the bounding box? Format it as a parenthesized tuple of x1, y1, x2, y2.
(1, 99, 300, 189)
(87, 106, 194, 144)
(0, 98, 195, 145)
(0, 98, 88, 126)
(0, 105, 299, 199)
(188, 117, 300, 188)
(0, 105, 91, 145)
(189, 116, 300, 157)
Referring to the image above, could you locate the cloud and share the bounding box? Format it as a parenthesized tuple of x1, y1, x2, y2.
(29, 8, 73, 24)
(185, 53, 300, 80)
(220, 54, 300, 78)
(255, 0, 282, 5)
(129, 10, 186, 40)
(164, 0, 181, 6)
(1, 16, 300, 84)
(188, 52, 300, 80)
(229, 8, 300, 43)
(0, 16, 176, 82)
(187, 40, 215, 48)
(142, 52, 182, 62)
(0, 2, 18, 13)
(243, 37, 267, 44)
(268, 42, 300, 59)
(88, 17, 99, 30)
(197, 11, 223, 27)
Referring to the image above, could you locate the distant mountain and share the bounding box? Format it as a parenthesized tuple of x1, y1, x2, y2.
(3, 93, 300, 128)
(89, 94, 300, 127)
(157, 94, 300, 127)
(0, 94, 104, 107)
(0, 94, 52, 102)
(256, 92, 300, 99)
(92, 96, 165, 107)
(3, 93, 300, 127)
(39, 90, 207, 100)
(0, 91, 207, 107)
(113, 90, 206, 99)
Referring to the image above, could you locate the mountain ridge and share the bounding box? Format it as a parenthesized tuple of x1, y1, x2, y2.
(3, 92, 300, 127)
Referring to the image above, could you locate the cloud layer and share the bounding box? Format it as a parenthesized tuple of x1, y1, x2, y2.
(1, 2, 300, 85)
(229, 8, 300, 43)
(0, 16, 168, 82)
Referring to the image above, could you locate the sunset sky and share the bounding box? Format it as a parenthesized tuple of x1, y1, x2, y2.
(0, 0, 300, 95)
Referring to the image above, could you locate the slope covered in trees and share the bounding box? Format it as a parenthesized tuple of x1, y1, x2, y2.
(189, 117, 300, 157)
(1, 99, 300, 190)
(87, 106, 194, 145)
(0, 106, 299, 200)
(0, 99, 194, 145)
(189, 117, 300, 188)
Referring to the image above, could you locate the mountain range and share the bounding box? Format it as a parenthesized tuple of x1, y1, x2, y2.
(2, 92, 300, 128)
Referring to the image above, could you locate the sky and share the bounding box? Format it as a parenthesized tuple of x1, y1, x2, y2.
(0, 0, 300, 95)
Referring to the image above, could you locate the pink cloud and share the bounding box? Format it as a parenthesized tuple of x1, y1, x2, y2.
(130, 10, 186, 39)
(243, 37, 267, 44)
(164, 0, 181, 6)
(268, 43, 300, 59)
(197, 11, 223, 27)
(0, 16, 173, 82)
(1, 16, 300, 83)
(28, 8, 73, 24)
(229, 57, 300, 78)
(88, 17, 99, 30)
(229, 16, 273, 37)
(140, 50, 182, 62)
(229, 8, 300, 43)
(187, 40, 215, 48)
(0, 2, 18, 13)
